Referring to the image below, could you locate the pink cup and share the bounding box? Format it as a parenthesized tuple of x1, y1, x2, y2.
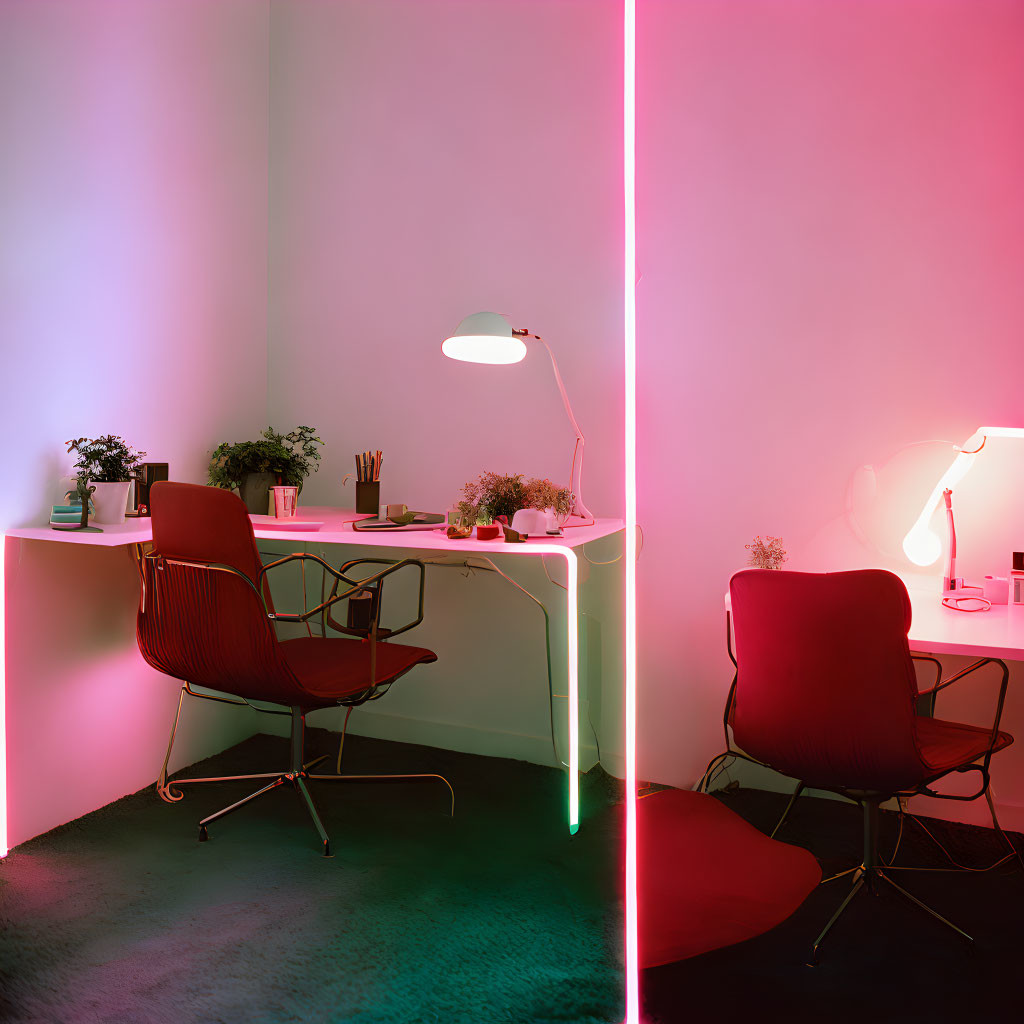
(272, 486, 298, 518)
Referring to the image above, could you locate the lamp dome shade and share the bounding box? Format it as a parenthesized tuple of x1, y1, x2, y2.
(441, 311, 528, 364)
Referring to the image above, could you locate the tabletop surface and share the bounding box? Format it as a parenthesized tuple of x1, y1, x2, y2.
(905, 585, 1024, 661)
(722, 576, 1024, 662)
(5, 506, 626, 555)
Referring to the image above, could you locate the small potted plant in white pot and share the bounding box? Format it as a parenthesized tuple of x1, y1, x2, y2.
(66, 435, 147, 525)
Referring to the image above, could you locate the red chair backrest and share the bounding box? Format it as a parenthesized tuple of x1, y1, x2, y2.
(729, 568, 925, 792)
(137, 482, 307, 705)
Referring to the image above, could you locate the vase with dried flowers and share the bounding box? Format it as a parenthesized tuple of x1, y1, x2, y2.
(745, 535, 787, 570)
(457, 471, 575, 533)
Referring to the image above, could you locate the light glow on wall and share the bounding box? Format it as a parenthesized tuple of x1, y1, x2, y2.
(902, 426, 1024, 566)
(623, 0, 639, 1020)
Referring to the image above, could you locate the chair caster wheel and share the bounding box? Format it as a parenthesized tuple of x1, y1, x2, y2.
(198, 825, 209, 843)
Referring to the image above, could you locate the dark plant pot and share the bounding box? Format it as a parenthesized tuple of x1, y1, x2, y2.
(239, 472, 277, 514)
(476, 524, 501, 541)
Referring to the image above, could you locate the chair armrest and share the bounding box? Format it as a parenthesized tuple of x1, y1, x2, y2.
(324, 558, 427, 639)
(916, 657, 1011, 795)
(910, 653, 942, 696)
(259, 552, 389, 623)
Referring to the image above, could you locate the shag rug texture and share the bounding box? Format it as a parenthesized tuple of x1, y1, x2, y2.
(0, 730, 625, 1024)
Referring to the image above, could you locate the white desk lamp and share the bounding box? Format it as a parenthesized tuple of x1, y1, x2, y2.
(902, 426, 1024, 567)
(441, 312, 595, 521)
(902, 426, 1024, 608)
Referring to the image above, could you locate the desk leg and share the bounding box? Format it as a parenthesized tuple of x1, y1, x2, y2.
(563, 550, 580, 836)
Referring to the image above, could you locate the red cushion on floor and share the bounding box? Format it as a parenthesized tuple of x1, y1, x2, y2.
(915, 716, 1013, 775)
(280, 636, 437, 707)
(639, 789, 820, 968)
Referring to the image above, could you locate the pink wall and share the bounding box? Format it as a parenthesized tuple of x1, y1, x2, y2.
(637, 0, 1024, 826)
(267, 0, 623, 518)
(0, 0, 270, 846)
(265, 0, 626, 767)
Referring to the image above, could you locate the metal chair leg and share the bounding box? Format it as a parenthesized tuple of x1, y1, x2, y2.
(877, 869, 974, 947)
(157, 687, 188, 803)
(985, 785, 1024, 872)
(198, 776, 286, 841)
(295, 776, 332, 857)
(808, 875, 866, 966)
(309, 772, 456, 818)
(771, 780, 804, 838)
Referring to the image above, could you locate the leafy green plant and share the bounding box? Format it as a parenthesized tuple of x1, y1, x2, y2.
(208, 426, 323, 490)
(457, 472, 575, 523)
(66, 436, 146, 482)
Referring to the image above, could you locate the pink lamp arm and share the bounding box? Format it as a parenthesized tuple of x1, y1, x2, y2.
(532, 335, 594, 521)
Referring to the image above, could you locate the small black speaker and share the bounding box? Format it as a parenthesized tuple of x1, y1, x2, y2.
(128, 463, 169, 516)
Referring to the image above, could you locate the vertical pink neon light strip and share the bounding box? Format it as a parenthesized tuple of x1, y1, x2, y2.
(623, 0, 639, 1020)
(1, 537, 7, 858)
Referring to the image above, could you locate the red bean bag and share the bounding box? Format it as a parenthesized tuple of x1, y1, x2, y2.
(639, 789, 821, 967)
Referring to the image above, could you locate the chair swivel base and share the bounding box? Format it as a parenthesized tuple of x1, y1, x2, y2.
(195, 755, 334, 855)
(158, 696, 455, 856)
(191, 759, 456, 857)
(809, 863, 974, 966)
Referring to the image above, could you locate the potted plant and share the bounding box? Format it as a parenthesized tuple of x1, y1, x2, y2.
(208, 426, 323, 514)
(66, 435, 147, 525)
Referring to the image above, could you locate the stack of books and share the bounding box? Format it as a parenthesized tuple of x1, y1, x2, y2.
(50, 502, 92, 529)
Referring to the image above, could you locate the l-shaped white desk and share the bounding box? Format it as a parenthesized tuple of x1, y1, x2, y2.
(5, 507, 625, 838)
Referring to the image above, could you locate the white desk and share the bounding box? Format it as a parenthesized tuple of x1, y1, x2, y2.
(6, 507, 625, 834)
(906, 586, 1024, 661)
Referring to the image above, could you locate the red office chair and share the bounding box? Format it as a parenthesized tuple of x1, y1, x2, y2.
(136, 481, 452, 856)
(722, 568, 1013, 962)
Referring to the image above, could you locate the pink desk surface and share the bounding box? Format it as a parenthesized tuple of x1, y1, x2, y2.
(6, 507, 625, 553)
(722, 578, 1024, 663)
(906, 587, 1024, 662)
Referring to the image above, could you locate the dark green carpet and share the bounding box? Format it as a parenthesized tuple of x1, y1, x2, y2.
(0, 730, 625, 1024)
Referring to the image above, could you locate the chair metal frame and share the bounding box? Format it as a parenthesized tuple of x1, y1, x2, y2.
(138, 547, 454, 857)
(702, 608, 1016, 963)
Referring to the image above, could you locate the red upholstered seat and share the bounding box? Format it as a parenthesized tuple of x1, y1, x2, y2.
(639, 789, 820, 968)
(721, 569, 1015, 959)
(137, 482, 448, 855)
(915, 717, 1013, 776)
(280, 637, 437, 706)
(729, 569, 1014, 794)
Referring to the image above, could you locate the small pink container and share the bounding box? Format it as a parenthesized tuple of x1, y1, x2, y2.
(272, 486, 298, 518)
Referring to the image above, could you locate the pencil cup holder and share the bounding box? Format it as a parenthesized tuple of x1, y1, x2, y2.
(356, 481, 380, 514)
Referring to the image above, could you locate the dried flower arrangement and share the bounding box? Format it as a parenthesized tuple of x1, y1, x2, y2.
(746, 535, 787, 570)
(457, 472, 575, 524)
